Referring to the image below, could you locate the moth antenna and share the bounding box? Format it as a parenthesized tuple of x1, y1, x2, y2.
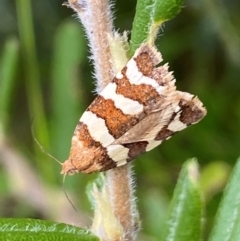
(62, 175, 78, 212)
(31, 125, 62, 166)
(31, 118, 77, 211)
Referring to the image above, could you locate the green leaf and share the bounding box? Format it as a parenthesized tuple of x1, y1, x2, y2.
(130, 0, 154, 55)
(153, 0, 185, 23)
(0, 38, 19, 132)
(209, 158, 240, 241)
(16, 0, 49, 144)
(0, 218, 99, 241)
(130, 0, 185, 55)
(162, 159, 203, 241)
(16, 0, 52, 182)
(51, 20, 86, 161)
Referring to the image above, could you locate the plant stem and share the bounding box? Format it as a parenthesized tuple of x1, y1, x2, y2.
(67, 0, 114, 92)
(67, 0, 138, 240)
(107, 164, 138, 241)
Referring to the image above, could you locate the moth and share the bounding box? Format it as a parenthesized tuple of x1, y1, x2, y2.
(61, 44, 206, 175)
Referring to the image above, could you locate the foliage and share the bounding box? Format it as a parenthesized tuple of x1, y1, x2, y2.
(0, 0, 240, 240)
(0, 218, 99, 240)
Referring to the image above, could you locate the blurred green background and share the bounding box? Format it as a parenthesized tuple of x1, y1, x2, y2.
(0, 0, 240, 240)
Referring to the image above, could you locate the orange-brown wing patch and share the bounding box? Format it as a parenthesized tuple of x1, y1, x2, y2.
(114, 70, 162, 107)
(88, 96, 139, 139)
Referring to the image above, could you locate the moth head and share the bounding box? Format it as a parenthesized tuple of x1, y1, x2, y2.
(61, 159, 79, 175)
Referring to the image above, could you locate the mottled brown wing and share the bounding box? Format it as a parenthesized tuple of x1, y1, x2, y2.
(114, 91, 206, 145)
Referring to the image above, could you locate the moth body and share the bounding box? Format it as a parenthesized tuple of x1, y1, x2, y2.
(61, 44, 206, 175)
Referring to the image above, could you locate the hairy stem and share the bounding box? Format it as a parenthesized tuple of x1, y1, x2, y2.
(107, 164, 139, 241)
(67, 1, 138, 240)
(67, 0, 114, 92)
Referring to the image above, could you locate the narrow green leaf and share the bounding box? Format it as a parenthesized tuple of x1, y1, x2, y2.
(209, 158, 240, 241)
(16, 0, 52, 182)
(130, 0, 185, 55)
(51, 20, 86, 161)
(0, 218, 99, 241)
(0, 38, 19, 132)
(162, 159, 203, 241)
(130, 0, 154, 55)
(16, 0, 49, 144)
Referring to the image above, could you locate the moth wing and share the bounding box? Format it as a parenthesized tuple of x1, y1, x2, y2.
(114, 106, 173, 144)
(101, 107, 172, 166)
(114, 91, 206, 145)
